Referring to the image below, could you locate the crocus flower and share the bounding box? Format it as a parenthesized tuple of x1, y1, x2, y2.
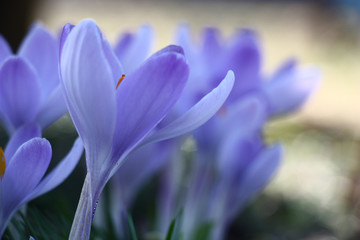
(59, 19, 233, 240)
(156, 26, 321, 239)
(0, 24, 67, 135)
(0, 124, 83, 237)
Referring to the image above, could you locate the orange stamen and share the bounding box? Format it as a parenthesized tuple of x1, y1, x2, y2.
(0, 147, 5, 179)
(116, 74, 126, 89)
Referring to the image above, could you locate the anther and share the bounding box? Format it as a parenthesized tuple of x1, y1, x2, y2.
(0, 147, 6, 179)
(116, 74, 126, 89)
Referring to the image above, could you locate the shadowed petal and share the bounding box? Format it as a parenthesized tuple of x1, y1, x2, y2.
(27, 138, 83, 200)
(0, 35, 12, 64)
(263, 63, 321, 115)
(114, 25, 153, 74)
(1, 138, 51, 220)
(217, 131, 263, 180)
(35, 85, 67, 129)
(0, 57, 41, 131)
(229, 144, 282, 218)
(102, 38, 123, 86)
(142, 71, 234, 145)
(226, 29, 262, 101)
(223, 95, 267, 135)
(112, 46, 189, 163)
(60, 20, 117, 175)
(4, 124, 41, 161)
(18, 24, 59, 99)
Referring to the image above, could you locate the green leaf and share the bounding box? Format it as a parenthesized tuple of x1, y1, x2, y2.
(127, 210, 138, 240)
(192, 221, 213, 240)
(165, 210, 183, 240)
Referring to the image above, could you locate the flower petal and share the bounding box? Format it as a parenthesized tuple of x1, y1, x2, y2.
(223, 95, 267, 135)
(225, 29, 262, 102)
(27, 138, 83, 201)
(18, 24, 59, 99)
(263, 62, 321, 115)
(229, 144, 282, 217)
(1, 138, 51, 220)
(0, 35, 12, 64)
(4, 124, 41, 161)
(60, 20, 117, 174)
(34, 85, 67, 129)
(114, 25, 153, 74)
(112, 46, 189, 162)
(142, 70, 234, 145)
(0, 57, 41, 132)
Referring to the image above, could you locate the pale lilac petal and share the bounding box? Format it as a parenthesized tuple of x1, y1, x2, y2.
(60, 20, 117, 175)
(4, 124, 41, 161)
(263, 64, 321, 115)
(0, 57, 41, 131)
(2, 138, 51, 218)
(114, 25, 153, 73)
(27, 138, 83, 200)
(0, 35, 12, 64)
(112, 46, 189, 162)
(35, 85, 67, 129)
(18, 24, 59, 99)
(142, 71, 234, 145)
(223, 95, 267, 135)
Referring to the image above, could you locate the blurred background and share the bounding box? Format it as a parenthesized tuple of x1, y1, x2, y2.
(1, 0, 360, 239)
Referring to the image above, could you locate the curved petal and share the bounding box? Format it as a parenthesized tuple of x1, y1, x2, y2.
(0, 35, 12, 64)
(18, 24, 59, 99)
(35, 85, 67, 129)
(4, 124, 41, 161)
(263, 63, 321, 115)
(228, 144, 282, 218)
(0, 57, 41, 131)
(114, 25, 153, 74)
(27, 138, 83, 201)
(60, 20, 117, 175)
(142, 70, 234, 145)
(112, 45, 189, 162)
(1, 138, 51, 220)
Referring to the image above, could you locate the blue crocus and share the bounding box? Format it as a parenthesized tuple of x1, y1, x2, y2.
(0, 24, 67, 135)
(59, 20, 233, 240)
(0, 124, 83, 237)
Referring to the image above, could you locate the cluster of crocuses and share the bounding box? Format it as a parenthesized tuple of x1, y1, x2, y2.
(0, 19, 320, 240)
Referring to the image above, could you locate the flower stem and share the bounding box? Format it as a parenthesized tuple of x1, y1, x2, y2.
(69, 174, 94, 240)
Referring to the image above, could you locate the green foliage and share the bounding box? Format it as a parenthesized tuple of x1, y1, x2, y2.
(165, 210, 183, 240)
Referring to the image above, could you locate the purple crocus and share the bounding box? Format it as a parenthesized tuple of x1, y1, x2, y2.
(0, 24, 67, 136)
(156, 26, 321, 239)
(0, 124, 83, 237)
(59, 20, 233, 240)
